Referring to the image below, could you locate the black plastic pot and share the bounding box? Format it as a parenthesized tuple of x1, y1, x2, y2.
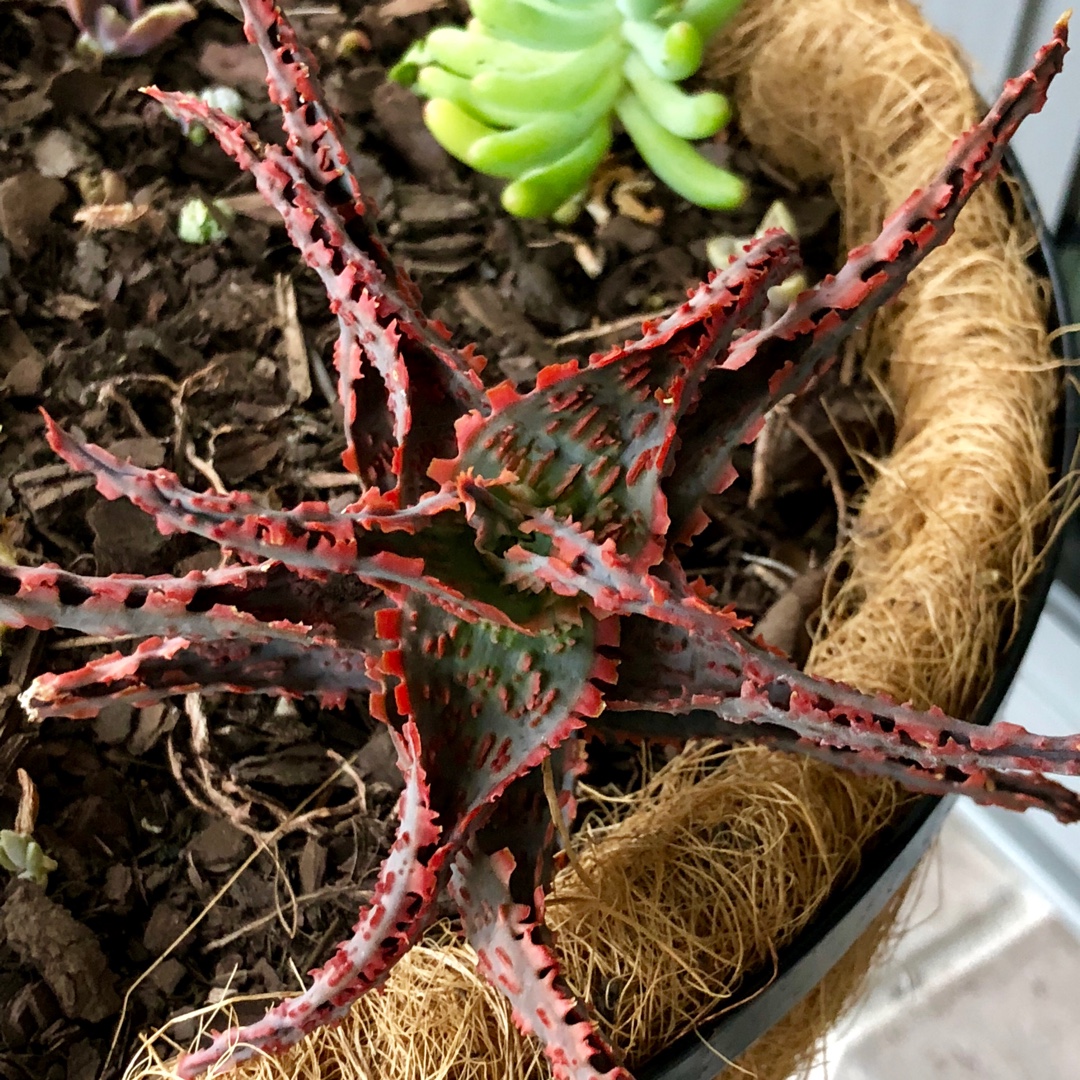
(638, 157, 1080, 1080)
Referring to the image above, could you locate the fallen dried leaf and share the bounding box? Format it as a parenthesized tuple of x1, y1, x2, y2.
(754, 565, 828, 663)
(220, 191, 281, 224)
(129, 703, 178, 756)
(274, 274, 312, 402)
(187, 818, 250, 873)
(299, 836, 326, 896)
(47, 293, 98, 320)
(73, 201, 154, 233)
(0, 317, 45, 396)
(197, 41, 267, 92)
(377, 0, 448, 17)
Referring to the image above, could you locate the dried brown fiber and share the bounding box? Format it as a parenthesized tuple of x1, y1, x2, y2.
(126, 0, 1062, 1077)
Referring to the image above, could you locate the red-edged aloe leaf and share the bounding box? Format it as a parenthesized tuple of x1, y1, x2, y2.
(442, 231, 800, 567)
(463, 486, 761, 689)
(665, 16, 1070, 542)
(377, 595, 616, 856)
(605, 704, 1080, 821)
(450, 843, 630, 1080)
(43, 417, 544, 628)
(235, 0, 483, 388)
(600, 612, 1080, 822)
(21, 634, 376, 720)
(143, 81, 483, 498)
(474, 737, 588, 912)
(0, 560, 377, 647)
(177, 719, 441, 1078)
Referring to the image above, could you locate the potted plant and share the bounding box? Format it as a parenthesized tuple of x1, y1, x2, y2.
(1, 2, 1076, 1079)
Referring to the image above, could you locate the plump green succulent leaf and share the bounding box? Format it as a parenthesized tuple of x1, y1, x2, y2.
(682, 0, 745, 37)
(615, 91, 747, 209)
(393, 0, 747, 215)
(501, 120, 613, 218)
(470, 0, 621, 51)
(470, 35, 624, 112)
(621, 17, 703, 81)
(623, 51, 731, 139)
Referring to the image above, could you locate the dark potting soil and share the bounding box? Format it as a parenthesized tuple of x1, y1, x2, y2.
(0, 3, 892, 1077)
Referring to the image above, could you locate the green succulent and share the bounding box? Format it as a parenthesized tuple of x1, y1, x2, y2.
(176, 196, 234, 244)
(0, 830, 58, 888)
(390, 0, 746, 218)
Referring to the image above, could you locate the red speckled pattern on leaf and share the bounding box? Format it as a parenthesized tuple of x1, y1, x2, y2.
(451, 844, 632, 1080)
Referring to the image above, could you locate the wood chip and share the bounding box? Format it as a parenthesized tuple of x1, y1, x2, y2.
(274, 273, 312, 402)
(377, 0, 448, 18)
(0, 881, 121, 1022)
(0, 171, 66, 258)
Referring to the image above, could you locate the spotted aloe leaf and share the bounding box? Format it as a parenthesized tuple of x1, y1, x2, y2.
(385, 596, 615, 853)
(143, 59, 486, 501)
(440, 229, 801, 565)
(0, 3, 1075, 1078)
(176, 719, 441, 1078)
(663, 30, 1075, 541)
(451, 843, 631, 1080)
(602, 609, 1080, 820)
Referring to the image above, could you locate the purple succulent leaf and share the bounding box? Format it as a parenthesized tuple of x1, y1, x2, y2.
(21, 633, 377, 720)
(177, 719, 442, 1077)
(64, 0, 101, 32)
(664, 19, 1070, 542)
(444, 231, 801, 567)
(142, 83, 486, 497)
(450, 843, 631, 1080)
(87, 4, 131, 53)
(110, 1, 195, 57)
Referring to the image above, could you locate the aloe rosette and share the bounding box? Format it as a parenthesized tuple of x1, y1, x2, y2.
(391, 0, 747, 217)
(2, 3, 1077, 1077)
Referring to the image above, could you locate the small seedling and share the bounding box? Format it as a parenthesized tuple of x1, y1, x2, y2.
(64, 0, 196, 58)
(176, 196, 234, 244)
(391, 0, 747, 218)
(185, 87, 245, 147)
(0, 770, 57, 888)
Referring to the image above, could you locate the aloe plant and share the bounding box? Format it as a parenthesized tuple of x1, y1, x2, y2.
(391, 0, 747, 217)
(2, 3, 1076, 1078)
